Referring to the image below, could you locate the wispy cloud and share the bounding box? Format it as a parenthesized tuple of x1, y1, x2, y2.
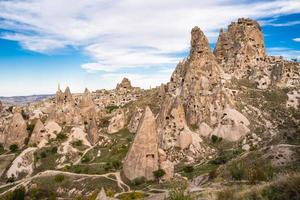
(293, 38, 300, 42)
(0, 0, 300, 87)
(267, 47, 300, 60)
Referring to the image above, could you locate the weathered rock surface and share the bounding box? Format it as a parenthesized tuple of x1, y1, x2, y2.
(123, 107, 159, 181)
(29, 119, 46, 148)
(128, 108, 143, 133)
(87, 117, 99, 145)
(7, 147, 37, 178)
(116, 77, 133, 91)
(107, 109, 125, 134)
(80, 88, 94, 108)
(3, 112, 28, 149)
(211, 107, 250, 141)
(214, 18, 265, 78)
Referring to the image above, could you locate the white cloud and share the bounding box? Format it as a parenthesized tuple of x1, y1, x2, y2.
(1, 0, 300, 89)
(267, 47, 300, 61)
(293, 38, 300, 42)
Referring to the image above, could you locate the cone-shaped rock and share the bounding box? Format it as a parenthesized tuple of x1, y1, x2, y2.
(87, 117, 99, 145)
(64, 86, 73, 102)
(3, 112, 28, 149)
(29, 119, 45, 147)
(123, 106, 159, 181)
(81, 88, 94, 108)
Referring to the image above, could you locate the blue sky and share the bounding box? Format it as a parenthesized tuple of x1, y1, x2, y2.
(0, 0, 300, 96)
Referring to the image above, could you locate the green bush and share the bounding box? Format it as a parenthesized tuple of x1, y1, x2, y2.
(229, 162, 245, 181)
(153, 169, 166, 180)
(9, 144, 18, 152)
(40, 151, 47, 158)
(105, 105, 119, 113)
(4, 187, 26, 200)
(168, 180, 193, 200)
(71, 140, 83, 146)
(118, 192, 145, 200)
(26, 123, 35, 134)
(262, 173, 300, 200)
(183, 165, 194, 173)
(211, 135, 222, 144)
(54, 174, 65, 183)
(131, 177, 146, 186)
(56, 132, 68, 140)
(112, 160, 121, 170)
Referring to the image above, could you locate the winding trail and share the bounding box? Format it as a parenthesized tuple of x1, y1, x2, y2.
(0, 170, 130, 196)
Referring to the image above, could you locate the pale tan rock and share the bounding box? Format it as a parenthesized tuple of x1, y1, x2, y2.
(80, 88, 94, 108)
(87, 117, 99, 145)
(116, 77, 133, 91)
(123, 107, 159, 181)
(198, 122, 213, 137)
(214, 18, 265, 78)
(179, 131, 193, 149)
(0, 101, 3, 112)
(107, 109, 125, 134)
(7, 147, 37, 178)
(128, 108, 143, 133)
(3, 112, 28, 150)
(29, 119, 46, 148)
(211, 108, 250, 141)
(160, 160, 174, 181)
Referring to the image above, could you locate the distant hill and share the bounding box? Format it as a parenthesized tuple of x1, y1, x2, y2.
(0, 94, 54, 106)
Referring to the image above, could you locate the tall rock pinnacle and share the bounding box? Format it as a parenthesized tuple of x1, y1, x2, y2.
(168, 26, 227, 125)
(123, 107, 159, 181)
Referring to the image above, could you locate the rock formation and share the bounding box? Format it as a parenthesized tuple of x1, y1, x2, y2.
(6, 147, 37, 178)
(214, 18, 265, 78)
(95, 188, 117, 200)
(123, 107, 159, 181)
(0, 100, 3, 112)
(116, 77, 133, 91)
(211, 107, 250, 141)
(80, 88, 94, 108)
(29, 119, 46, 148)
(87, 117, 99, 145)
(3, 112, 28, 150)
(167, 26, 231, 126)
(107, 109, 125, 134)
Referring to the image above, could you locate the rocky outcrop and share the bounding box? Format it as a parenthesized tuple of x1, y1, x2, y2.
(80, 88, 94, 108)
(123, 107, 159, 181)
(167, 26, 230, 126)
(6, 147, 37, 178)
(211, 107, 250, 141)
(128, 108, 143, 133)
(214, 18, 300, 88)
(107, 109, 125, 134)
(214, 18, 265, 78)
(87, 117, 99, 145)
(56, 85, 74, 105)
(116, 78, 133, 91)
(0, 100, 3, 112)
(29, 119, 46, 148)
(3, 112, 28, 149)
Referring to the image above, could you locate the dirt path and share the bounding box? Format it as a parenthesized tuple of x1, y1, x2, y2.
(0, 170, 131, 196)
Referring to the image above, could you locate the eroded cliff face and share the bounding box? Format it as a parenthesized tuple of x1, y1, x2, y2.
(3, 112, 28, 150)
(214, 18, 300, 89)
(214, 18, 265, 78)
